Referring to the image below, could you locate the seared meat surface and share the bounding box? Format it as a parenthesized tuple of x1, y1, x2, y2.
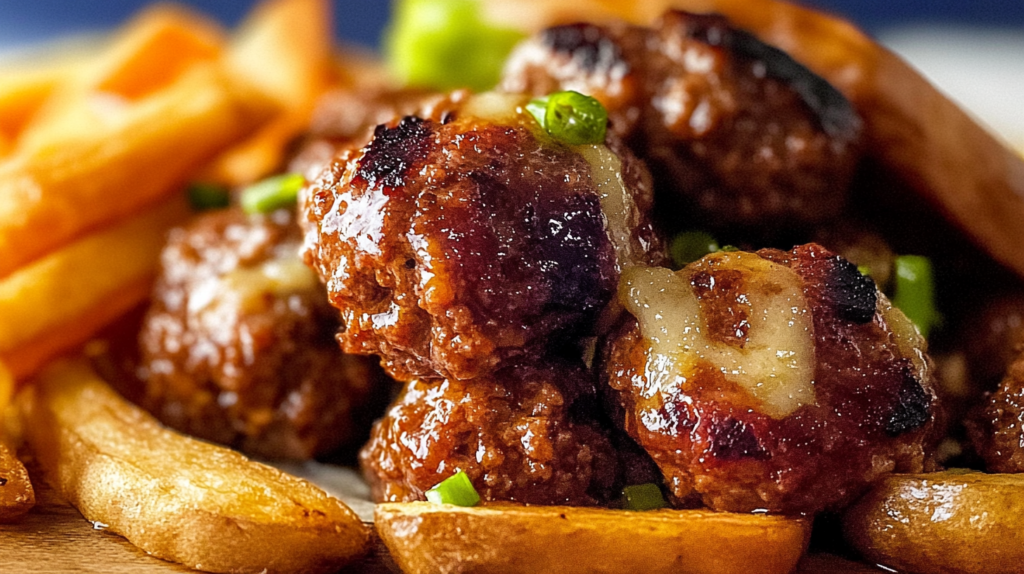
(360, 361, 620, 506)
(601, 244, 936, 514)
(968, 346, 1024, 472)
(502, 10, 862, 234)
(301, 92, 662, 382)
(137, 207, 387, 460)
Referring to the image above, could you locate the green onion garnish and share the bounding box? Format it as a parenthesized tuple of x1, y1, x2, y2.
(385, 0, 525, 91)
(186, 182, 230, 211)
(240, 173, 304, 215)
(527, 91, 608, 145)
(891, 255, 940, 339)
(425, 470, 480, 507)
(669, 231, 721, 269)
(622, 483, 667, 511)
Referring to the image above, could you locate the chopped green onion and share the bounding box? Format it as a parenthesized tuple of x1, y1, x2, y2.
(528, 91, 608, 145)
(669, 231, 720, 269)
(425, 470, 480, 507)
(186, 182, 230, 211)
(240, 173, 304, 215)
(622, 483, 667, 511)
(385, 0, 525, 91)
(891, 255, 941, 339)
(719, 245, 740, 252)
(857, 265, 872, 277)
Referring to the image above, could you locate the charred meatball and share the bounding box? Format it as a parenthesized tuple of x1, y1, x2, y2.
(360, 361, 620, 505)
(301, 92, 662, 382)
(137, 207, 387, 460)
(502, 10, 862, 234)
(601, 243, 937, 514)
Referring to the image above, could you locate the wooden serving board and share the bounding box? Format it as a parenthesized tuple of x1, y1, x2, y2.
(0, 460, 880, 574)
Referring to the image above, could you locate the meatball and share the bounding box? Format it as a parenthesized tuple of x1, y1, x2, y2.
(501, 10, 862, 234)
(301, 92, 662, 382)
(137, 207, 387, 460)
(968, 349, 1024, 472)
(360, 361, 620, 506)
(601, 243, 937, 514)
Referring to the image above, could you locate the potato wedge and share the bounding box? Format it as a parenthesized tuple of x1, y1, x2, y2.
(485, 0, 1024, 279)
(0, 197, 188, 380)
(376, 502, 810, 574)
(20, 358, 370, 574)
(843, 470, 1024, 574)
(0, 61, 273, 280)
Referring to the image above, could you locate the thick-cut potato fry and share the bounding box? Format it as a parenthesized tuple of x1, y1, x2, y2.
(0, 362, 34, 522)
(20, 358, 371, 574)
(376, 502, 811, 574)
(0, 62, 273, 280)
(843, 471, 1024, 574)
(0, 58, 81, 147)
(485, 0, 1024, 279)
(203, 0, 333, 185)
(16, 5, 224, 150)
(0, 198, 188, 380)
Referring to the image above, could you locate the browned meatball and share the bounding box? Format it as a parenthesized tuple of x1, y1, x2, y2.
(360, 361, 620, 505)
(501, 10, 862, 234)
(968, 349, 1024, 472)
(601, 243, 937, 514)
(301, 92, 662, 382)
(137, 207, 387, 460)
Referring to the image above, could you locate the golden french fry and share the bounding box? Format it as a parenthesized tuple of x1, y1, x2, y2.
(843, 471, 1024, 574)
(20, 358, 370, 574)
(16, 5, 224, 150)
(203, 0, 333, 185)
(0, 198, 188, 380)
(0, 61, 274, 280)
(0, 58, 81, 146)
(0, 439, 34, 523)
(376, 502, 811, 574)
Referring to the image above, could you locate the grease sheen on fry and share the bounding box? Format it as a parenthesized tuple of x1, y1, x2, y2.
(843, 471, 1024, 574)
(376, 502, 810, 574)
(20, 358, 370, 574)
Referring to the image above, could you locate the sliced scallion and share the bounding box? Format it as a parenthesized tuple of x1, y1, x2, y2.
(240, 173, 304, 215)
(425, 470, 480, 507)
(527, 91, 608, 145)
(669, 231, 721, 269)
(186, 182, 230, 211)
(891, 254, 940, 339)
(622, 483, 667, 511)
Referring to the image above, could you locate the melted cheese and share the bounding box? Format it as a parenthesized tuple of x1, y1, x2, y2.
(190, 243, 318, 317)
(620, 254, 816, 418)
(578, 144, 639, 271)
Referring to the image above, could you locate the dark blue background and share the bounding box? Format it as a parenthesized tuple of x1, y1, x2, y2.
(1, 0, 1022, 51)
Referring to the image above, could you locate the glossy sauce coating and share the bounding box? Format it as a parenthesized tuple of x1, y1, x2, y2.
(137, 207, 387, 460)
(501, 10, 862, 234)
(601, 244, 936, 514)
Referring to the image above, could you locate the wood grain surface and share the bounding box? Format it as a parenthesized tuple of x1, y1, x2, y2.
(0, 460, 880, 574)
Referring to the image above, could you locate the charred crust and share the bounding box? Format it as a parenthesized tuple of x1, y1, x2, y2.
(690, 268, 751, 347)
(826, 255, 878, 324)
(355, 116, 434, 188)
(663, 9, 861, 142)
(884, 363, 932, 436)
(541, 23, 626, 74)
(708, 417, 767, 461)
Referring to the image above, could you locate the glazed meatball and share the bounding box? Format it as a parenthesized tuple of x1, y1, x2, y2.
(137, 207, 387, 460)
(501, 10, 862, 234)
(301, 92, 662, 382)
(968, 348, 1024, 472)
(601, 243, 937, 514)
(360, 361, 620, 505)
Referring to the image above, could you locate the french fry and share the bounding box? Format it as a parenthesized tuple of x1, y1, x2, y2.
(0, 58, 81, 147)
(0, 61, 274, 280)
(0, 362, 34, 523)
(376, 502, 811, 574)
(202, 0, 334, 186)
(20, 358, 371, 574)
(16, 5, 225, 150)
(0, 197, 188, 380)
(843, 471, 1024, 574)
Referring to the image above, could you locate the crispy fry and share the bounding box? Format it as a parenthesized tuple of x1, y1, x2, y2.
(0, 58, 81, 147)
(20, 358, 371, 574)
(843, 470, 1024, 574)
(0, 62, 274, 280)
(203, 0, 333, 186)
(0, 198, 188, 380)
(16, 5, 225, 150)
(376, 502, 811, 574)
